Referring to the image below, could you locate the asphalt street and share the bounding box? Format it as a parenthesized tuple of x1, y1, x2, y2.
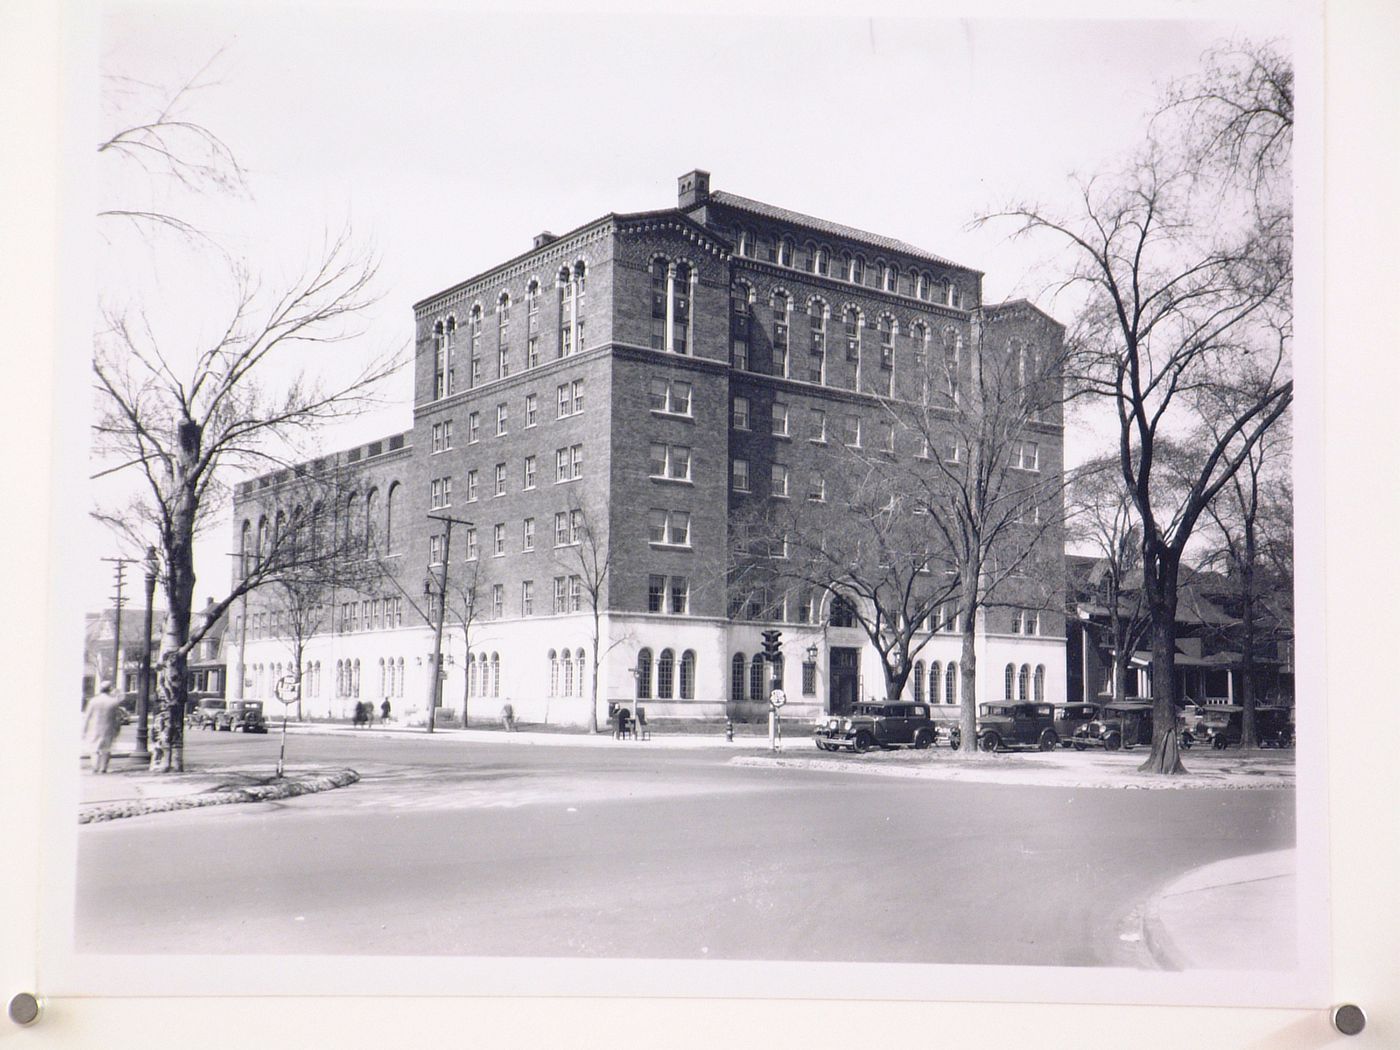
(75, 730, 1294, 965)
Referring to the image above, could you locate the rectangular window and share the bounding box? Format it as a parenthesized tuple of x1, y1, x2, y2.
(553, 576, 566, 614)
(494, 463, 506, 496)
(648, 509, 691, 547)
(1024, 610, 1040, 635)
(431, 422, 444, 453)
(772, 402, 789, 437)
(466, 469, 479, 502)
(464, 528, 478, 561)
(468, 412, 480, 443)
(523, 517, 535, 551)
(554, 512, 568, 547)
(498, 345, 509, 379)
(496, 403, 508, 436)
(568, 575, 582, 613)
(649, 443, 692, 482)
(732, 396, 750, 431)
(669, 576, 689, 615)
(802, 661, 816, 696)
(555, 448, 569, 483)
(521, 580, 534, 616)
(558, 384, 571, 418)
(471, 356, 481, 385)
(808, 476, 826, 502)
(843, 414, 861, 447)
(523, 455, 537, 489)
(493, 523, 505, 556)
(525, 393, 538, 427)
(649, 377, 692, 416)
(1017, 441, 1041, 471)
(771, 464, 789, 499)
(492, 584, 504, 619)
(732, 458, 750, 493)
(572, 379, 584, 414)
(570, 443, 583, 479)
(647, 574, 666, 613)
(570, 509, 583, 544)
(811, 409, 827, 443)
(732, 339, 749, 371)
(881, 421, 896, 453)
(527, 336, 539, 369)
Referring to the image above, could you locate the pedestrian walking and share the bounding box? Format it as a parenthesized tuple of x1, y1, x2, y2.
(83, 683, 123, 774)
(380, 699, 391, 724)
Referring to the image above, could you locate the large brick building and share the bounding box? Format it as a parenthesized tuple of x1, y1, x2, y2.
(230, 171, 1066, 727)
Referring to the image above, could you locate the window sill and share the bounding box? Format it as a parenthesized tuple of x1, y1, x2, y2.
(648, 542, 693, 552)
(651, 410, 695, 423)
(650, 476, 694, 486)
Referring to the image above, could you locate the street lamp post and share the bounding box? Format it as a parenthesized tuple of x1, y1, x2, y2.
(134, 546, 158, 763)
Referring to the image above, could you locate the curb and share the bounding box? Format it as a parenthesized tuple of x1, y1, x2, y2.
(729, 754, 1296, 790)
(79, 768, 361, 824)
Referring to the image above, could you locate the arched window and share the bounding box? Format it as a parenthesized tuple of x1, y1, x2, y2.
(913, 661, 926, 703)
(807, 299, 828, 384)
(256, 516, 269, 567)
(946, 662, 958, 705)
(575, 649, 586, 697)
(379, 658, 386, 697)
(384, 482, 400, 554)
(1034, 664, 1046, 703)
(1005, 663, 1016, 701)
(778, 237, 793, 267)
(364, 488, 379, 556)
(842, 307, 861, 364)
(680, 650, 696, 700)
(650, 258, 668, 350)
(672, 262, 691, 355)
(851, 255, 866, 285)
(1019, 664, 1030, 702)
(562, 649, 574, 697)
(636, 648, 652, 699)
(749, 653, 765, 701)
(240, 520, 253, 577)
(470, 655, 479, 698)
(335, 660, 343, 698)
(830, 594, 857, 628)
(353, 658, 361, 698)
(657, 648, 675, 699)
(930, 661, 942, 705)
(731, 653, 746, 701)
(491, 653, 500, 698)
(813, 245, 829, 276)
(771, 291, 789, 377)
(547, 650, 557, 698)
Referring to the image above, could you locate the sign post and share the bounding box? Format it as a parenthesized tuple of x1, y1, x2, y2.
(768, 688, 787, 751)
(274, 675, 300, 778)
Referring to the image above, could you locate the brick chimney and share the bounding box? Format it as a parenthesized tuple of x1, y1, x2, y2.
(677, 169, 710, 209)
(533, 230, 557, 249)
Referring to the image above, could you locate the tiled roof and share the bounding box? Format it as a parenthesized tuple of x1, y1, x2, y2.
(705, 191, 970, 271)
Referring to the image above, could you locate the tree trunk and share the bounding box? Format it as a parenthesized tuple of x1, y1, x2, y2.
(957, 595, 981, 756)
(1239, 527, 1258, 748)
(588, 606, 601, 734)
(1139, 554, 1187, 775)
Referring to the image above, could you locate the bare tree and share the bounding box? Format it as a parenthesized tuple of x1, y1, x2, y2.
(1066, 457, 1152, 704)
(1194, 403, 1293, 747)
(555, 497, 623, 734)
(447, 555, 488, 726)
(890, 306, 1073, 754)
(92, 235, 401, 772)
(985, 43, 1293, 774)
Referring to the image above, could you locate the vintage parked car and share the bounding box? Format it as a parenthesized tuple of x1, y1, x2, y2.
(812, 701, 936, 753)
(1195, 705, 1294, 749)
(1052, 702, 1101, 747)
(188, 698, 228, 730)
(949, 702, 1059, 752)
(214, 700, 268, 733)
(1072, 701, 1155, 751)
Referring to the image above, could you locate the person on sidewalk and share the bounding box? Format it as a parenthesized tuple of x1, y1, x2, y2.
(83, 683, 122, 774)
(380, 699, 391, 724)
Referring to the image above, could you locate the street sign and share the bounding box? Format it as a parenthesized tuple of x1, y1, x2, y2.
(274, 675, 300, 704)
(769, 688, 787, 708)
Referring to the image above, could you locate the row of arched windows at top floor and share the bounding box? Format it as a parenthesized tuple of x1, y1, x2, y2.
(731, 228, 966, 309)
(239, 481, 404, 577)
(636, 648, 697, 700)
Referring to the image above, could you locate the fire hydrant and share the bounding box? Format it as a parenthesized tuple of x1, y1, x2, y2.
(725, 719, 734, 742)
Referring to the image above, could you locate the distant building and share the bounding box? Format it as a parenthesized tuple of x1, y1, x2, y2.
(81, 599, 227, 708)
(231, 171, 1066, 726)
(1065, 555, 1294, 707)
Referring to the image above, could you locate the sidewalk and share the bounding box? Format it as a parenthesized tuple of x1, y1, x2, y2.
(285, 720, 786, 750)
(1141, 848, 1297, 970)
(79, 762, 359, 824)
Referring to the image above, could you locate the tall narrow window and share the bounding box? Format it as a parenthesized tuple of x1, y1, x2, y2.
(731, 653, 746, 701)
(808, 300, 827, 383)
(930, 661, 942, 705)
(497, 293, 511, 377)
(636, 648, 652, 699)
(1005, 663, 1016, 701)
(946, 662, 958, 705)
(672, 262, 691, 355)
(657, 649, 675, 699)
(679, 650, 696, 699)
(731, 284, 751, 369)
(1034, 665, 1046, 703)
(469, 306, 482, 388)
(650, 258, 668, 350)
(771, 291, 789, 377)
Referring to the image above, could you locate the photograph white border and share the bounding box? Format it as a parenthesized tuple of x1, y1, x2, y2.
(3, 0, 1396, 1045)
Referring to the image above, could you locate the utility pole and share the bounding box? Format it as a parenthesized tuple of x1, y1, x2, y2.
(101, 557, 133, 700)
(134, 547, 158, 763)
(425, 513, 473, 733)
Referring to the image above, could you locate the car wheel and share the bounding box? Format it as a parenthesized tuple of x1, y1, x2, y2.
(1104, 733, 1121, 752)
(853, 730, 875, 754)
(1073, 741, 1087, 752)
(948, 728, 961, 751)
(1038, 729, 1058, 752)
(913, 728, 932, 750)
(979, 732, 1000, 753)
(1213, 735, 1229, 750)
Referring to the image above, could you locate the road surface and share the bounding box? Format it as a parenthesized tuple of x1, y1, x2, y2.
(75, 731, 1294, 965)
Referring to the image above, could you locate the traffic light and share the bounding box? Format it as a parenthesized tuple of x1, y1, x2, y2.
(761, 629, 783, 663)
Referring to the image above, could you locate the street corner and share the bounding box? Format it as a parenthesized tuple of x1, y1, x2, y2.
(1139, 849, 1298, 971)
(79, 767, 360, 824)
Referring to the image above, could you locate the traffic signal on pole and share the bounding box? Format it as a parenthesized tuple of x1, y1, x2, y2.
(761, 629, 783, 663)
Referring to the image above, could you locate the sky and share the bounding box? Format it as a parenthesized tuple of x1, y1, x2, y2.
(81, 1, 1296, 614)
